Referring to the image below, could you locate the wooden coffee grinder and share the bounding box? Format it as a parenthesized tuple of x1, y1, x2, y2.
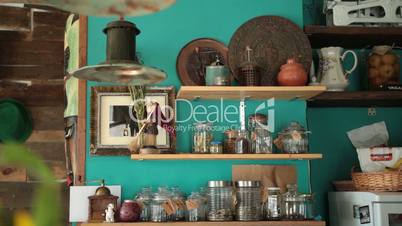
(88, 180, 118, 222)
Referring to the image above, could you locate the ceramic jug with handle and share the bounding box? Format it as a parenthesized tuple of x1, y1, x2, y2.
(318, 47, 358, 91)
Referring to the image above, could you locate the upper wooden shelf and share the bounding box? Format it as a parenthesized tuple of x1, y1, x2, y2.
(177, 86, 327, 100)
(304, 25, 402, 48)
(82, 220, 325, 226)
(131, 153, 323, 161)
(307, 91, 402, 107)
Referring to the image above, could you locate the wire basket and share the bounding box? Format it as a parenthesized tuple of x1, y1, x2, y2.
(351, 166, 402, 192)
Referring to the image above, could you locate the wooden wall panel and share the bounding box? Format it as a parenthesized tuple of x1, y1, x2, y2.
(0, 83, 64, 106)
(0, 167, 26, 182)
(0, 6, 31, 31)
(0, 6, 70, 224)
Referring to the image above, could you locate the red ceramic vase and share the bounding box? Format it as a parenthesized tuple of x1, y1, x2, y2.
(277, 58, 308, 86)
(119, 200, 141, 222)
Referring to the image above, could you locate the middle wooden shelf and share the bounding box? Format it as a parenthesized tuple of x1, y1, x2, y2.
(176, 86, 327, 100)
(131, 153, 323, 161)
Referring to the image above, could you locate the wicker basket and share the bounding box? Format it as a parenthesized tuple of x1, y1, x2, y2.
(351, 166, 402, 192)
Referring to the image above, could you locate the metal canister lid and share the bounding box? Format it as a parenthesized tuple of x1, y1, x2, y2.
(207, 180, 232, 188)
(234, 180, 261, 188)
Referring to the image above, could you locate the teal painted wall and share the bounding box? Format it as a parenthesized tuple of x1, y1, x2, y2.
(85, 0, 315, 209)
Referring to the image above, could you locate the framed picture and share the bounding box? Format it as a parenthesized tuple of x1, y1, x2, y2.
(90, 86, 176, 155)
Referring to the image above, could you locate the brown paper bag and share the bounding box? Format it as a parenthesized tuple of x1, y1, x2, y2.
(232, 165, 297, 193)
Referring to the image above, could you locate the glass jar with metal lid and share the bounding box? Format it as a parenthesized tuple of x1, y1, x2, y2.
(135, 186, 153, 221)
(234, 181, 262, 221)
(281, 184, 303, 220)
(186, 192, 207, 222)
(264, 187, 281, 220)
(150, 186, 172, 222)
(206, 180, 233, 221)
(192, 122, 213, 153)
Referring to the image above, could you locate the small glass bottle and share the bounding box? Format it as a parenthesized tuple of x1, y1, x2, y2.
(282, 184, 303, 220)
(252, 127, 272, 154)
(135, 186, 153, 221)
(210, 141, 223, 154)
(192, 122, 213, 153)
(235, 130, 251, 154)
(186, 192, 207, 222)
(265, 187, 281, 220)
(171, 186, 186, 221)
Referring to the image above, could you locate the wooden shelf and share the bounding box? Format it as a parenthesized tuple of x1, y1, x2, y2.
(82, 221, 325, 226)
(177, 86, 326, 100)
(304, 25, 402, 48)
(131, 153, 323, 160)
(307, 91, 402, 107)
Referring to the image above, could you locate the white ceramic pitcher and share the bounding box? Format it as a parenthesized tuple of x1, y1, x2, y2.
(318, 47, 358, 91)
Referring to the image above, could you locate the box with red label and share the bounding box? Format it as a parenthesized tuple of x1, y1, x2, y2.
(356, 147, 402, 172)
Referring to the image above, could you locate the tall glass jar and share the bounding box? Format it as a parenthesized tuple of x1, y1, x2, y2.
(150, 187, 172, 222)
(193, 122, 213, 153)
(252, 127, 272, 154)
(367, 45, 400, 90)
(186, 192, 207, 222)
(224, 129, 238, 153)
(299, 194, 314, 220)
(264, 187, 281, 220)
(234, 181, 261, 221)
(171, 186, 186, 221)
(135, 186, 153, 221)
(207, 181, 233, 221)
(235, 130, 251, 154)
(281, 184, 303, 220)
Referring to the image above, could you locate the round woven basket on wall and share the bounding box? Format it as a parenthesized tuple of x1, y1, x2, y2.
(351, 166, 402, 192)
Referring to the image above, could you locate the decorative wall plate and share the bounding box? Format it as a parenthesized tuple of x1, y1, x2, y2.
(228, 16, 312, 85)
(176, 38, 228, 86)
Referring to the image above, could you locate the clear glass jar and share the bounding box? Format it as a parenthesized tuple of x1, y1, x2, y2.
(207, 180, 233, 221)
(235, 130, 251, 154)
(224, 129, 238, 153)
(186, 192, 207, 222)
(210, 141, 223, 154)
(235, 181, 261, 221)
(150, 187, 171, 222)
(281, 184, 303, 220)
(248, 113, 268, 131)
(171, 186, 186, 221)
(299, 194, 314, 220)
(135, 186, 153, 221)
(367, 45, 400, 90)
(251, 127, 272, 154)
(264, 187, 281, 220)
(279, 122, 309, 154)
(193, 122, 213, 153)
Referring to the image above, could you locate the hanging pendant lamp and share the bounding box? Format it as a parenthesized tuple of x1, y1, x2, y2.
(72, 20, 166, 85)
(2, 0, 175, 17)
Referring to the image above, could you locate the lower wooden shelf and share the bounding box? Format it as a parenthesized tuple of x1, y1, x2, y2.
(82, 221, 325, 226)
(130, 153, 323, 160)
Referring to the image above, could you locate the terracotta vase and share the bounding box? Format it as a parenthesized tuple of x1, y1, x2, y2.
(119, 200, 141, 222)
(277, 58, 308, 86)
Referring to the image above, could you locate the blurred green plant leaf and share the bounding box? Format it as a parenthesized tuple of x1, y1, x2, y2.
(0, 143, 61, 226)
